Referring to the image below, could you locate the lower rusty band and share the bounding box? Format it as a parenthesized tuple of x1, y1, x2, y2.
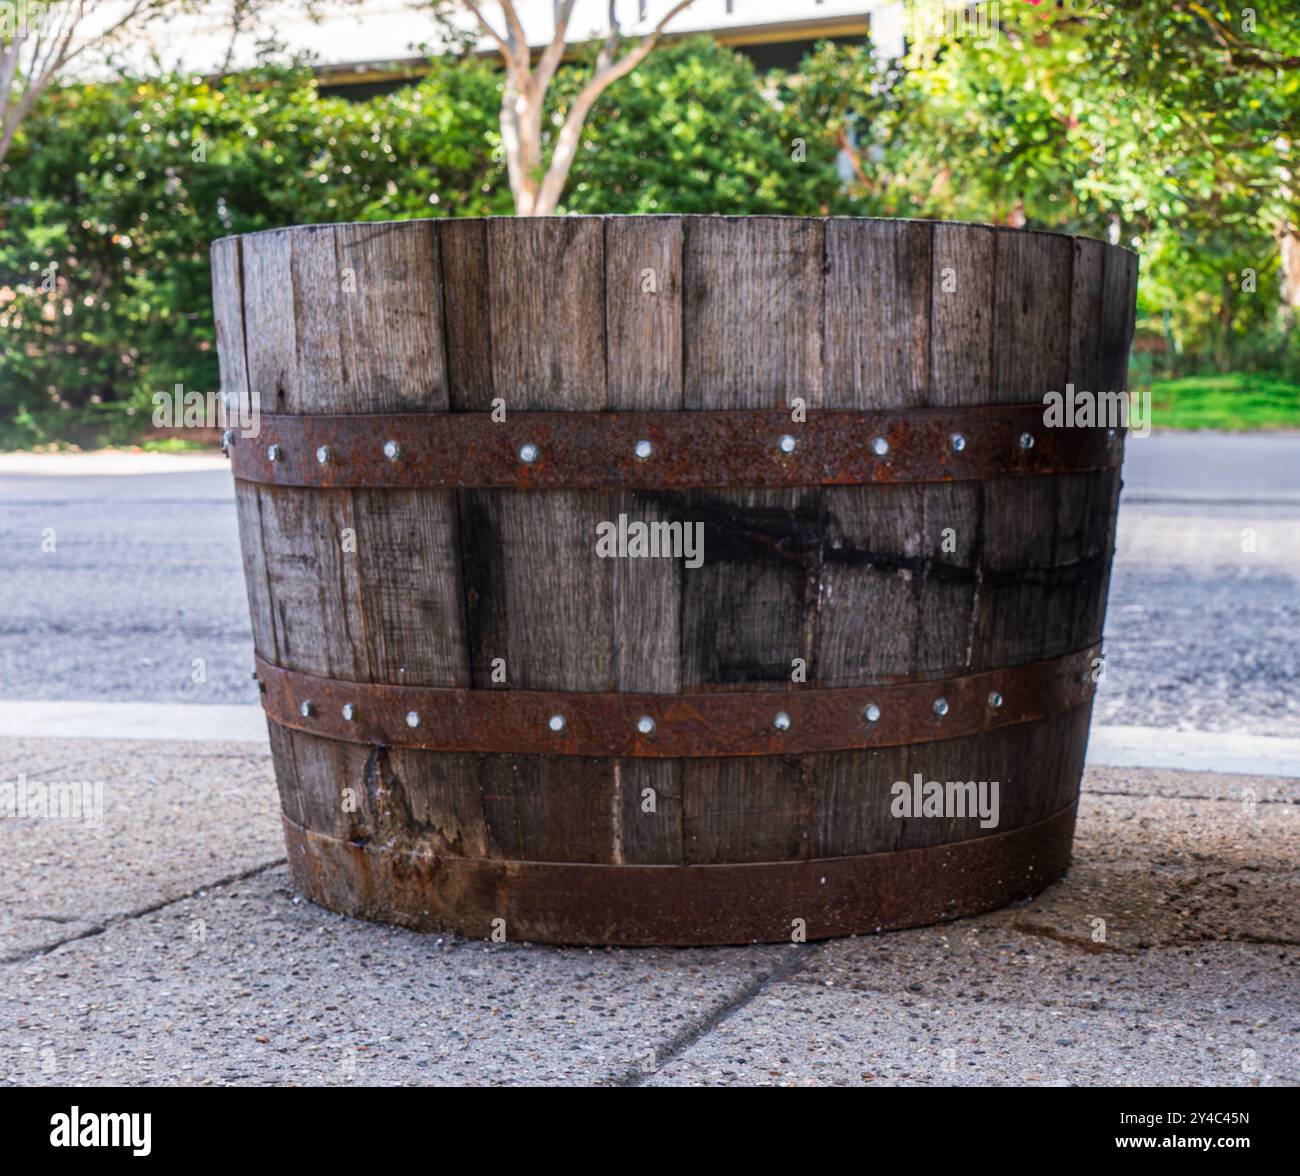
(282, 803, 1078, 946)
(256, 645, 1099, 758)
(229, 406, 1123, 490)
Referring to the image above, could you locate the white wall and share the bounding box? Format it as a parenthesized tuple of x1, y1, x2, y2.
(77, 0, 898, 77)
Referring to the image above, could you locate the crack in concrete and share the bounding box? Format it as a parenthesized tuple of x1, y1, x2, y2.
(0, 858, 287, 965)
(608, 945, 818, 1087)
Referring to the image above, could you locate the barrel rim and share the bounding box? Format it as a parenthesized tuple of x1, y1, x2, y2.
(212, 214, 1138, 259)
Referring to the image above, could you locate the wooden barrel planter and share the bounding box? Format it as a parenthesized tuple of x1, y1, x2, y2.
(212, 215, 1136, 946)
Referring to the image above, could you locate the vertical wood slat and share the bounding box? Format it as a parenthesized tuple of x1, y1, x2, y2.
(327, 220, 474, 858)
(211, 236, 252, 424)
(824, 218, 932, 409)
(239, 224, 474, 856)
(213, 237, 278, 670)
(605, 216, 686, 865)
(680, 217, 825, 864)
(974, 230, 1076, 672)
(440, 218, 496, 411)
(454, 217, 620, 863)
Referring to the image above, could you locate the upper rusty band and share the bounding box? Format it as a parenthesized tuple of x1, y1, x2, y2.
(256, 644, 1100, 758)
(229, 406, 1123, 490)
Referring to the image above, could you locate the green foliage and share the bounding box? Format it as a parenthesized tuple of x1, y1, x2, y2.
(0, 11, 1295, 445)
(0, 57, 509, 445)
(561, 38, 821, 215)
(798, 1, 1300, 366)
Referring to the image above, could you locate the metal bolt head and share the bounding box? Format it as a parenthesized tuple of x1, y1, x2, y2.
(636, 715, 656, 735)
(872, 436, 890, 457)
(316, 445, 331, 465)
(634, 439, 653, 460)
(405, 710, 420, 728)
(933, 697, 949, 717)
(267, 443, 282, 462)
(778, 434, 797, 454)
(299, 700, 314, 718)
(548, 713, 566, 733)
(383, 439, 401, 461)
(519, 443, 540, 464)
(342, 703, 356, 721)
(1019, 432, 1035, 450)
(951, 433, 966, 452)
(863, 703, 881, 723)
(988, 691, 1003, 709)
(773, 711, 792, 732)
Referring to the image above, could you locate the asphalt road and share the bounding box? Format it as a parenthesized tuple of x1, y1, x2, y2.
(1, 434, 1297, 736)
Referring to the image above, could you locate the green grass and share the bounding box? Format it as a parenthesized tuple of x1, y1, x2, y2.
(138, 436, 216, 454)
(1140, 372, 1300, 431)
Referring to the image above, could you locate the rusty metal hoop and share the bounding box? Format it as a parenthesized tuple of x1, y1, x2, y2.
(229, 406, 1123, 490)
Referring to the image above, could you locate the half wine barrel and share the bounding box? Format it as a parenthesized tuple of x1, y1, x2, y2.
(212, 215, 1136, 945)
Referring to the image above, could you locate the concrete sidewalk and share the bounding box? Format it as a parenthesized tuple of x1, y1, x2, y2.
(1, 736, 1296, 1087)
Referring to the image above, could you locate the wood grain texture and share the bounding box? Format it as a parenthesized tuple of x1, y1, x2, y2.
(824, 218, 932, 408)
(335, 220, 447, 411)
(486, 216, 607, 409)
(605, 215, 683, 408)
(210, 236, 251, 422)
(439, 218, 496, 410)
(683, 216, 824, 408)
(992, 229, 1072, 402)
(930, 222, 994, 406)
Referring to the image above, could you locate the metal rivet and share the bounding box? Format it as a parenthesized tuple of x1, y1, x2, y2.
(988, 691, 1003, 709)
(405, 710, 420, 728)
(863, 703, 881, 723)
(872, 436, 889, 457)
(519, 443, 539, 464)
(773, 711, 792, 732)
(383, 439, 401, 461)
(636, 715, 656, 735)
(299, 701, 314, 718)
(342, 703, 356, 721)
(634, 439, 653, 460)
(267, 443, 282, 462)
(316, 445, 331, 464)
(951, 433, 966, 452)
(933, 697, 949, 717)
(548, 713, 566, 732)
(1019, 432, 1035, 450)
(778, 434, 797, 454)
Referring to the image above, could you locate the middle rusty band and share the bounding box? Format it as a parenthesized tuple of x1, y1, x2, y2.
(230, 405, 1123, 490)
(256, 645, 1100, 758)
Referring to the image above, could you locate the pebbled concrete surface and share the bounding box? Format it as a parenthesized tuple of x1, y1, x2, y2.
(1, 740, 1295, 1087)
(0, 739, 279, 959)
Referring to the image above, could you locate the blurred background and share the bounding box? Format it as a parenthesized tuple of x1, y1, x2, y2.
(1, 0, 1297, 449)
